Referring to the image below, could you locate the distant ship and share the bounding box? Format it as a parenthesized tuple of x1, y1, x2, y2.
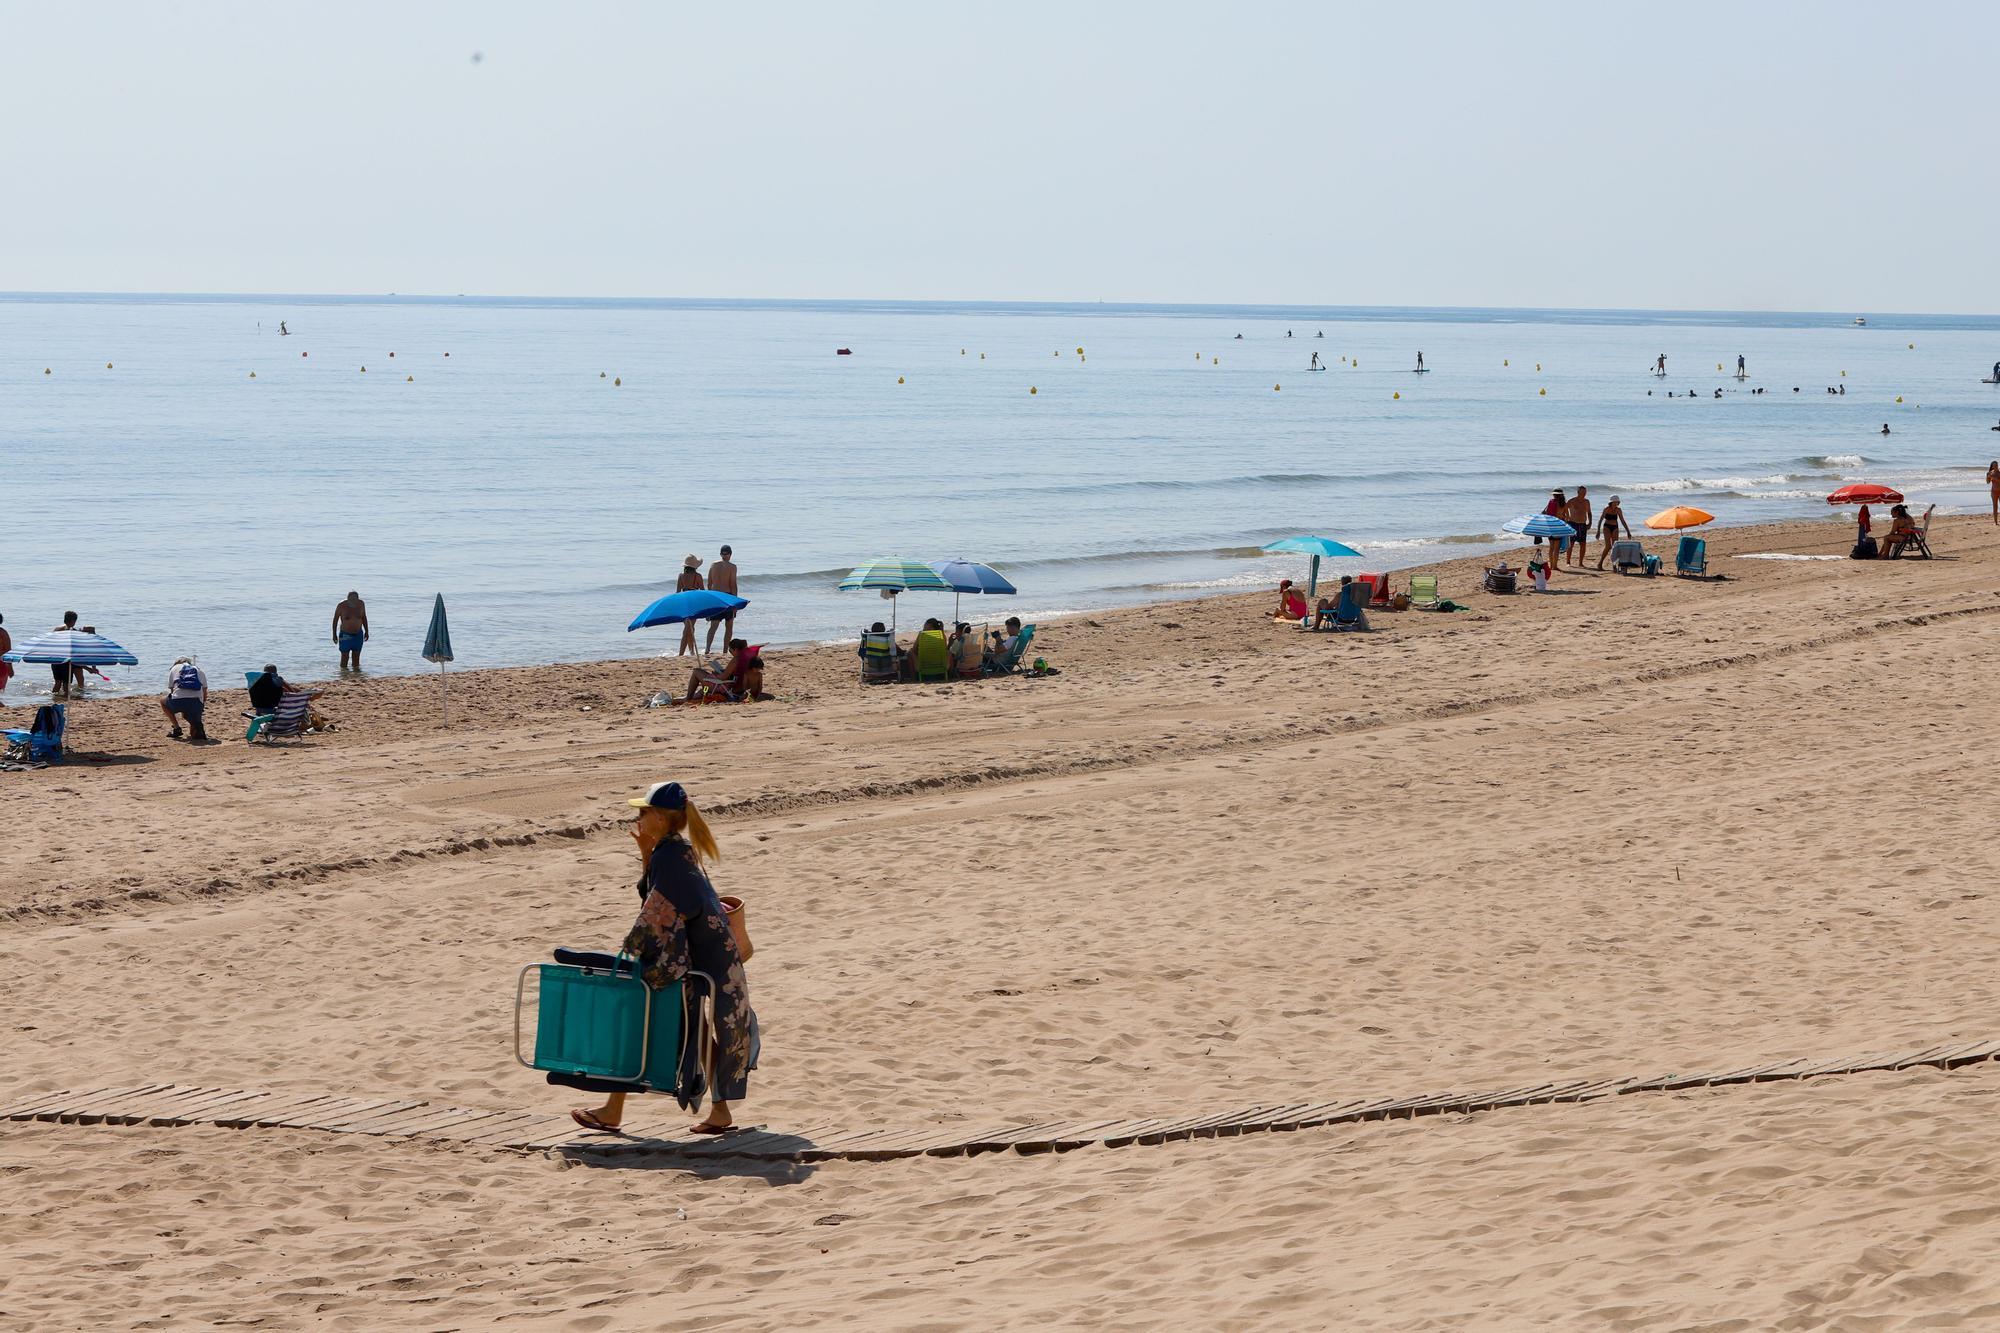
(1853, 316, 1867, 326)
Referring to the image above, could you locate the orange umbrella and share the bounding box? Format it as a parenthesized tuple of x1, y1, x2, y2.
(1644, 505, 1714, 531)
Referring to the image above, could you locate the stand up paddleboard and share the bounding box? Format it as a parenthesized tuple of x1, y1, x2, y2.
(1734, 373, 1749, 381)
(1307, 365, 1327, 372)
(1411, 368, 1430, 374)
(1982, 377, 2000, 385)
(1651, 370, 1668, 377)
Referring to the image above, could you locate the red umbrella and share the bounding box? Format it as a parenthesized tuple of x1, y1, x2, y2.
(1827, 483, 1903, 505)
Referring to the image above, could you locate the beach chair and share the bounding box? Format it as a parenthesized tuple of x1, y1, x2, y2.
(1609, 540, 1646, 574)
(514, 948, 700, 1097)
(1887, 505, 1935, 559)
(1675, 536, 1708, 578)
(1408, 574, 1440, 608)
(1482, 566, 1518, 594)
(859, 630, 898, 684)
(1356, 572, 1390, 607)
(985, 624, 1037, 674)
(247, 690, 312, 743)
(913, 629, 950, 682)
(1330, 581, 1369, 631)
(3, 704, 65, 763)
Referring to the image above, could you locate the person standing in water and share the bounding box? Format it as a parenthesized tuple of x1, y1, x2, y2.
(675, 555, 704, 656)
(279, 321, 289, 336)
(1655, 353, 1667, 375)
(703, 545, 739, 654)
(331, 592, 368, 671)
(1738, 354, 1746, 376)
(1987, 461, 1999, 524)
(1310, 351, 1321, 369)
(1416, 351, 1425, 371)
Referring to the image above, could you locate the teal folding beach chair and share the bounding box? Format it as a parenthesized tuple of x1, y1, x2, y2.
(1675, 536, 1707, 578)
(514, 951, 693, 1095)
(3, 704, 65, 764)
(1330, 582, 1369, 631)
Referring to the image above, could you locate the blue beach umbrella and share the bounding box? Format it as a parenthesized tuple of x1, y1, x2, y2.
(1261, 535, 1363, 600)
(929, 559, 1017, 625)
(3, 631, 140, 668)
(838, 557, 950, 633)
(422, 594, 454, 726)
(627, 589, 750, 632)
(1503, 513, 1579, 539)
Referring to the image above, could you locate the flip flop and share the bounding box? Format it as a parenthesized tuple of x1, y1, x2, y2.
(687, 1122, 735, 1135)
(570, 1108, 622, 1133)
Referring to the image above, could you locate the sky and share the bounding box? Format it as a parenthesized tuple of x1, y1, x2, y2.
(1, 2, 1993, 313)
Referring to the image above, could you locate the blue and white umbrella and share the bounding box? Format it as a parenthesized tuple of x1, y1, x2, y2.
(929, 560, 1016, 625)
(1503, 513, 1579, 539)
(3, 631, 139, 667)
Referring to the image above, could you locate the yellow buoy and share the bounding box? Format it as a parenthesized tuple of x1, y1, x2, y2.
(1076, 347, 1084, 355)
(249, 371, 256, 378)
(1503, 359, 1509, 366)
(1196, 352, 1201, 360)
(1841, 370, 1846, 377)
(898, 376, 905, 384)
(1908, 343, 1915, 350)
(361, 366, 366, 372)
(1392, 390, 1400, 400)
(1275, 384, 1282, 392)
(1212, 357, 1218, 365)
(1716, 363, 1723, 371)
(1896, 395, 1903, 403)
(407, 375, 415, 382)
(43, 368, 50, 375)
(105, 362, 113, 369)
(1536, 362, 1542, 371)
(1353, 360, 1359, 368)
(1030, 386, 1038, 394)
(1539, 387, 1547, 396)
(613, 377, 620, 386)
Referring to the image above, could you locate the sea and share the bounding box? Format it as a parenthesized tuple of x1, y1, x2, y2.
(6, 293, 1999, 697)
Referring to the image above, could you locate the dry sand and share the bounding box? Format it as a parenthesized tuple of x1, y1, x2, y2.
(6, 516, 2000, 1329)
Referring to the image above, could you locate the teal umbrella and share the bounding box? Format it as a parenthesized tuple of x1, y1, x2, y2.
(422, 594, 454, 725)
(1261, 535, 1363, 600)
(838, 557, 951, 633)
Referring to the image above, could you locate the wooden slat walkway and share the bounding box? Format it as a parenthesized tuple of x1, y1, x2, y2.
(8, 1038, 1997, 1163)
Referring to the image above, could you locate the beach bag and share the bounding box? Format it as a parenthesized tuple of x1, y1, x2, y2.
(1390, 592, 1411, 611)
(1851, 536, 1878, 560)
(719, 895, 754, 963)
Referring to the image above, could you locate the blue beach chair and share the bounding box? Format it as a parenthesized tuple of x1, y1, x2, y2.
(3, 704, 65, 763)
(1330, 581, 1370, 631)
(514, 949, 699, 1096)
(985, 623, 1037, 674)
(1675, 536, 1708, 578)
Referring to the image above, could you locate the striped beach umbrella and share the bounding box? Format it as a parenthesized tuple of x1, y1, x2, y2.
(839, 557, 951, 632)
(422, 594, 454, 727)
(3, 631, 139, 667)
(1502, 513, 1579, 539)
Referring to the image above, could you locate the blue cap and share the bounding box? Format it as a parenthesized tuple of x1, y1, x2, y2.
(626, 781, 687, 811)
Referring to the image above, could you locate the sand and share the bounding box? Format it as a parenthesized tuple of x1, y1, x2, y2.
(7, 515, 2000, 1329)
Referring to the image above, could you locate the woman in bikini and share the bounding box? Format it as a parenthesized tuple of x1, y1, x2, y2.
(1986, 460, 1998, 524)
(1593, 497, 1634, 570)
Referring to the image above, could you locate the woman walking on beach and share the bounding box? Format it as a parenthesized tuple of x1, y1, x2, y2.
(674, 555, 704, 656)
(1593, 497, 1634, 570)
(572, 781, 756, 1136)
(1987, 460, 1998, 524)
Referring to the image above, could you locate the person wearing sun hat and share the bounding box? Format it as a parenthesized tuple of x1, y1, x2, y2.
(672, 555, 705, 657)
(570, 781, 758, 1136)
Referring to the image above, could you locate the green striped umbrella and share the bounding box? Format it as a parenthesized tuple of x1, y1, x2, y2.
(838, 557, 952, 633)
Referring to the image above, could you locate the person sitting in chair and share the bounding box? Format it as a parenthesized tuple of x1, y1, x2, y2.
(685, 639, 764, 703)
(1879, 504, 1918, 557)
(948, 622, 983, 677)
(983, 617, 1025, 672)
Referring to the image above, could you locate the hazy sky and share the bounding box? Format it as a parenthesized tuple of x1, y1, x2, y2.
(3, 2, 1992, 312)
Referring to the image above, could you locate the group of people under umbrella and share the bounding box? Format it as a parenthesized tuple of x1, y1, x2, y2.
(625, 557, 1023, 702)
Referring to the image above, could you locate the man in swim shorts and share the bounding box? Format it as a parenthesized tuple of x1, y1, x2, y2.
(332, 591, 369, 671)
(1562, 486, 1593, 567)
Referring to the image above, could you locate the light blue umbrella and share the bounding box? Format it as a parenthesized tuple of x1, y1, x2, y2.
(1503, 513, 1578, 539)
(1261, 535, 1363, 600)
(3, 631, 139, 667)
(422, 594, 454, 725)
(839, 557, 951, 632)
(929, 560, 1017, 625)
(626, 589, 749, 631)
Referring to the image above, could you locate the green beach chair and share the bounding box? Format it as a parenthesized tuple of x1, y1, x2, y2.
(913, 629, 950, 682)
(514, 951, 693, 1095)
(1408, 574, 1440, 608)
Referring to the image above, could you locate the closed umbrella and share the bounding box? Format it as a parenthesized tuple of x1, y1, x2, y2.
(929, 559, 1017, 625)
(838, 557, 950, 633)
(1643, 506, 1715, 531)
(422, 594, 454, 726)
(1261, 535, 1363, 601)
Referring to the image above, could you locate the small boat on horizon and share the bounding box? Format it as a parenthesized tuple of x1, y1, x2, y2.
(1852, 317, 1867, 326)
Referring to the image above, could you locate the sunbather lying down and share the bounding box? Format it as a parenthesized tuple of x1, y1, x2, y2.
(682, 639, 766, 703)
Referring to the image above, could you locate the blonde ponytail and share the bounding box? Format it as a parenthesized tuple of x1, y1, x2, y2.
(665, 802, 720, 867)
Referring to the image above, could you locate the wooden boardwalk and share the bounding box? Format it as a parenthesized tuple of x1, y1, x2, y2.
(7, 1038, 1997, 1163)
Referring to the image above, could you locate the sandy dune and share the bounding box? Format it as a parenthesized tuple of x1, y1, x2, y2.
(6, 515, 2000, 1328)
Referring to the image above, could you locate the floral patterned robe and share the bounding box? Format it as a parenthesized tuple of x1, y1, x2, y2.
(621, 838, 758, 1104)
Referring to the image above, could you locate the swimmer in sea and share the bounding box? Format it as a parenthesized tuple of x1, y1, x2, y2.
(1881, 423, 1891, 435)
